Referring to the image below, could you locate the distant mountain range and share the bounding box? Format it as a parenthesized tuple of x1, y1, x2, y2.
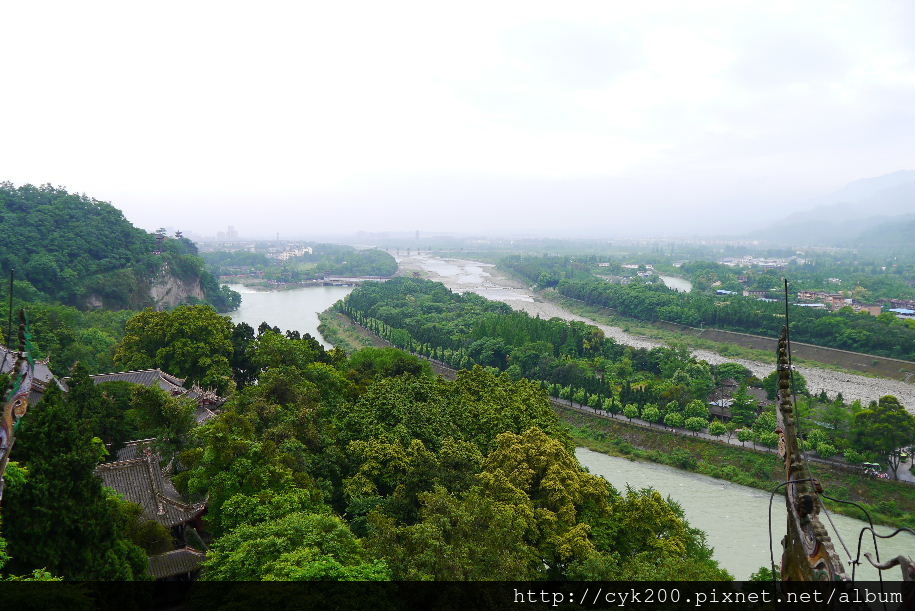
(750, 170, 914, 251)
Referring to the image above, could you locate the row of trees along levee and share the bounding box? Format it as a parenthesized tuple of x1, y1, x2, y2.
(502, 255, 915, 362)
(338, 277, 915, 489)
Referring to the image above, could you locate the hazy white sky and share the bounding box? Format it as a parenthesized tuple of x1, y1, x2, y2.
(2, 1, 913, 238)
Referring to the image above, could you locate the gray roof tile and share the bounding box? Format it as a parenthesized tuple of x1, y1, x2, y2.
(148, 548, 206, 579)
(88, 369, 186, 394)
(95, 454, 205, 527)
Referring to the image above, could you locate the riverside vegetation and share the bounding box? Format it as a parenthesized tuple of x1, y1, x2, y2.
(502, 255, 915, 361)
(334, 277, 915, 526)
(1, 306, 731, 580)
(204, 244, 397, 284)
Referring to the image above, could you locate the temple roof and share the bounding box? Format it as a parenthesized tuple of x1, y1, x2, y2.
(116, 438, 157, 462)
(95, 452, 205, 527)
(87, 368, 186, 394)
(0, 344, 62, 403)
(193, 404, 219, 425)
(88, 369, 227, 412)
(148, 548, 206, 580)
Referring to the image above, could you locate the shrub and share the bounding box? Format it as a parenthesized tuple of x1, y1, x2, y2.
(685, 416, 708, 435)
(815, 443, 837, 459)
(757, 431, 779, 448)
(664, 412, 685, 429)
(708, 420, 727, 437)
(843, 449, 865, 464)
(669, 448, 698, 470)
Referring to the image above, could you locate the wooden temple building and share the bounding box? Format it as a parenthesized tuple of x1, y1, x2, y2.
(95, 441, 209, 580)
(3, 340, 223, 580)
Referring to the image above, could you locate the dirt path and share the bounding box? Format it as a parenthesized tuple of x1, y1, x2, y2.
(396, 254, 915, 409)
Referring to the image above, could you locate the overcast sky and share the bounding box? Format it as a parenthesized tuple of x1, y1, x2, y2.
(2, 1, 913, 238)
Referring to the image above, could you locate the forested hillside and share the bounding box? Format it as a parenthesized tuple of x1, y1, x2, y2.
(0, 182, 238, 312)
(1, 308, 730, 581)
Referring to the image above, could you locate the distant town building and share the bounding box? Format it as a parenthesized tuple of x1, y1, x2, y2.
(886, 298, 915, 311)
(889, 308, 915, 320)
(852, 304, 883, 316)
(743, 289, 773, 299)
(276, 246, 313, 261)
(796, 291, 882, 316)
(720, 255, 806, 268)
(215, 225, 239, 241)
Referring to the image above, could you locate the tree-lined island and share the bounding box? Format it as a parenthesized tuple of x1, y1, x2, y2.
(1, 182, 913, 587)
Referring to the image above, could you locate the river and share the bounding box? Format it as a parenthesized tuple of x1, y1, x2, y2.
(222, 276, 912, 581)
(576, 448, 911, 580)
(225, 283, 353, 348)
(394, 254, 915, 409)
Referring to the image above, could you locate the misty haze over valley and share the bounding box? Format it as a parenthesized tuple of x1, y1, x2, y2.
(1, 0, 914, 590)
(2, 1, 912, 241)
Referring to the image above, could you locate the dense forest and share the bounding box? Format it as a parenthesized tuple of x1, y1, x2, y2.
(1, 307, 730, 581)
(0, 183, 239, 312)
(339, 277, 915, 485)
(502, 256, 915, 361)
(204, 244, 397, 282)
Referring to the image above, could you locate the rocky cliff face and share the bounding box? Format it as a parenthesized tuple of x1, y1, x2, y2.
(148, 265, 206, 310)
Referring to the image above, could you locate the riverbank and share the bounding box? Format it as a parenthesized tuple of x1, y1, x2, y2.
(324, 304, 915, 529)
(560, 407, 915, 530)
(395, 254, 915, 407)
(221, 275, 390, 290)
(316, 309, 388, 352)
(547, 291, 915, 383)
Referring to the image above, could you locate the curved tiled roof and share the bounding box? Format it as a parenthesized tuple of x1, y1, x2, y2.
(87, 368, 186, 394)
(115, 438, 157, 462)
(149, 547, 206, 579)
(95, 453, 205, 527)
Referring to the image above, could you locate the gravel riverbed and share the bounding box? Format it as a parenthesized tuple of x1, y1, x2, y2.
(396, 254, 915, 410)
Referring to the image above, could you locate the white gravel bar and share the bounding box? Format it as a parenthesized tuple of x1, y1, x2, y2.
(396, 254, 915, 410)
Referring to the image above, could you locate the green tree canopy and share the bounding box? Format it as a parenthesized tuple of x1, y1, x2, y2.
(114, 305, 235, 393)
(852, 396, 915, 479)
(2, 386, 148, 579)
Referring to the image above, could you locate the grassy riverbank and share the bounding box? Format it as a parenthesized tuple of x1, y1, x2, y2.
(560, 407, 915, 530)
(323, 299, 915, 529)
(316, 308, 387, 352)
